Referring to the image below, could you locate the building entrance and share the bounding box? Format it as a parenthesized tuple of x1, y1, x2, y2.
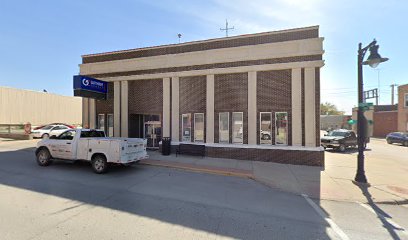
(129, 114, 161, 148)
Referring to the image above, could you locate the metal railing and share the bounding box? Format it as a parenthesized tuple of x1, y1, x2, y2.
(0, 124, 26, 134)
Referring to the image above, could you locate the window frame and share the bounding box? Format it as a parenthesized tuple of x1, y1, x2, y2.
(275, 112, 288, 146)
(405, 93, 408, 108)
(218, 112, 230, 144)
(259, 112, 272, 145)
(98, 114, 105, 132)
(107, 114, 114, 137)
(181, 113, 192, 142)
(231, 112, 244, 144)
(194, 113, 205, 143)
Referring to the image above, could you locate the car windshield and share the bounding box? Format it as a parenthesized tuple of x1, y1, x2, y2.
(42, 125, 54, 130)
(327, 131, 348, 137)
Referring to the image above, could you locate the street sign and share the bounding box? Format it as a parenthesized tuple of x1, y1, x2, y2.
(358, 102, 373, 111)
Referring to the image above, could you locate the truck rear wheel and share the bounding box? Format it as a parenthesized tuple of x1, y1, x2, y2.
(36, 148, 52, 166)
(91, 155, 108, 174)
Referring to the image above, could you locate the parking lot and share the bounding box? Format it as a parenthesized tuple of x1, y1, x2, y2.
(0, 138, 407, 239)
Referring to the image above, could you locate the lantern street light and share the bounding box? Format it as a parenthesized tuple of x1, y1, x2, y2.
(355, 39, 388, 183)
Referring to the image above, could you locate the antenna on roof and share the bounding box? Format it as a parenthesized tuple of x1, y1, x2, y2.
(220, 19, 234, 37)
(177, 33, 182, 43)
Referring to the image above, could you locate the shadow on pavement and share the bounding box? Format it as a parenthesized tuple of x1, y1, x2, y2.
(357, 183, 404, 240)
(0, 147, 331, 239)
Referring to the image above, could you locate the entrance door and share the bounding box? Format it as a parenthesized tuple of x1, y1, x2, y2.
(144, 121, 161, 148)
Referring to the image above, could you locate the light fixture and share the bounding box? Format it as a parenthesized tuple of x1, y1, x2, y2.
(363, 44, 389, 68)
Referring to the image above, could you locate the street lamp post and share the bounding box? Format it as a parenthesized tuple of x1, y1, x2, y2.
(355, 39, 388, 183)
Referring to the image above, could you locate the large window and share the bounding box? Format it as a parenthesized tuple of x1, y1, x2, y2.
(275, 112, 288, 145)
(182, 113, 191, 142)
(260, 112, 272, 145)
(405, 93, 408, 108)
(232, 112, 243, 144)
(194, 113, 204, 142)
(219, 112, 229, 143)
(107, 114, 114, 137)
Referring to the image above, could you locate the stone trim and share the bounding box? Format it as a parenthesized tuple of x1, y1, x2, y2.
(88, 55, 322, 79)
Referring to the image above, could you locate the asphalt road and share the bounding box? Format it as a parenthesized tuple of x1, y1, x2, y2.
(0, 141, 407, 240)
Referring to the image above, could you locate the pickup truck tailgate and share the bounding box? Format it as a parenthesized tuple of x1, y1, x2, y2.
(120, 138, 148, 163)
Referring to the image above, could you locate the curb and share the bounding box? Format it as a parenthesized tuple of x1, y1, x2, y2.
(139, 159, 253, 179)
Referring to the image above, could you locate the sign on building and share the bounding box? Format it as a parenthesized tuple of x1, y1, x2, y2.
(73, 75, 107, 100)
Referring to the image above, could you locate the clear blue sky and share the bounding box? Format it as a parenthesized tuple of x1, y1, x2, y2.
(1, 0, 407, 114)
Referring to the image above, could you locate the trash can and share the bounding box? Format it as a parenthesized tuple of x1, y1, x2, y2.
(162, 137, 171, 155)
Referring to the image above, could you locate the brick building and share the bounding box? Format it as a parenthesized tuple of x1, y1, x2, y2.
(398, 84, 408, 132)
(79, 26, 325, 166)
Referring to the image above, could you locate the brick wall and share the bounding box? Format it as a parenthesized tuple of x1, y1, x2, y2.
(179, 76, 207, 142)
(373, 111, 398, 137)
(256, 70, 292, 145)
(95, 82, 114, 114)
(398, 84, 408, 132)
(128, 79, 163, 114)
(214, 73, 248, 144)
(83, 28, 319, 64)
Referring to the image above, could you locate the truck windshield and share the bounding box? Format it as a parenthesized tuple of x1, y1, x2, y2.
(80, 131, 105, 138)
(327, 131, 348, 137)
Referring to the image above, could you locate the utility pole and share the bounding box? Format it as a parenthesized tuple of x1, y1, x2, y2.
(220, 19, 234, 37)
(390, 83, 398, 105)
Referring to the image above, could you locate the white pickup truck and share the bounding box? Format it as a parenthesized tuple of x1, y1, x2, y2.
(35, 129, 148, 173)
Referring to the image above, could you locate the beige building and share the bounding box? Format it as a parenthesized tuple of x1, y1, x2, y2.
(0, 87, 82, 126)
(79, 26, 325, 166)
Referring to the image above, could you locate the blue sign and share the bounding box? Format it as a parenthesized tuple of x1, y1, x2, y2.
(73, 75, 108, 100)
(73, 75, 107, 93)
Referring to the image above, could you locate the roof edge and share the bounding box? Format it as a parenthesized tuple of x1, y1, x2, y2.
(82, 25, 319, 58)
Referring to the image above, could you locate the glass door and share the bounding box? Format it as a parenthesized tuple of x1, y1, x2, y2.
(144, 117, 161, 148)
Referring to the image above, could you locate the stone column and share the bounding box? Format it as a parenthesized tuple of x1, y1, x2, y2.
(113, 81, 121, 137)
(163, 77, 171, 138)
(291, 68, 302, 146)
(82, 98, 89, 128)
(89, 98, 96, 129)
(206, 74, 215, 143)
(171, 77, 179, 142)
(248, 71, 257, 145)
(120, 81, 128, 137)
(304, 68, 316, 147)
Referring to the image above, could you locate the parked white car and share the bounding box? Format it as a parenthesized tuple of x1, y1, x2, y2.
(35, 129, 148, 173)
(31, 124, 72, 138)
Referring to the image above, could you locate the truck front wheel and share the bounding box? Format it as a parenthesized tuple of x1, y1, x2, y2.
(36, 148, 52, 166)
(91, 155, 108, 174)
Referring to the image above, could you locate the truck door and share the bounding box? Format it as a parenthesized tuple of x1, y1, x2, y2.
(54, 130, 76, 159)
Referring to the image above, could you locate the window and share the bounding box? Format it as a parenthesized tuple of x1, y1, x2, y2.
(98, 114, 105, 132)
(182, 113, 191, 142)
(58, 130, 76, 140)
(232, 112, 243, 144)
(275, 112, 288, 145)
(260, 112, 272, 145)
(107, 114, 114, 137)
(194, 113, 204, 142)
(80, 131, 105, 138)
(219, 112, 229, 143)
(405, 93, 408, 108)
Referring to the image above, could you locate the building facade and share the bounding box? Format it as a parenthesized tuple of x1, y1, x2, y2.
(398, 84, 408, 132)
(0, 86, 82, 126)
(79, 26, 325, 166)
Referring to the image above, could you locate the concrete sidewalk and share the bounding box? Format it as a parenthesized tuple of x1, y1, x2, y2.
(142, 150, 408, 205)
